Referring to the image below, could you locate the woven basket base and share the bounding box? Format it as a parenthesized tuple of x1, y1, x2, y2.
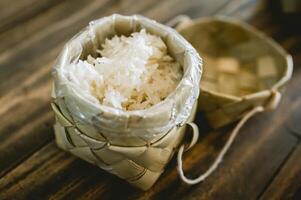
(53, 103, 197, 190)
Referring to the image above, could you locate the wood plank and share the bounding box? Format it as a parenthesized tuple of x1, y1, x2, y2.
(0, 72, 54, 177)
(0, 0, 97, 54)
(260, 143, 301, 200)
(259, 77, 301, 200)
(0, 142, 88, 200)
(286, 87, 301, 138)
(0, 0, 63, 33)
(182, 100, 301, 200)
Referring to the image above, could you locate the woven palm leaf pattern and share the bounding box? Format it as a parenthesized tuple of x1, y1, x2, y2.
(177, 17, 292, 128)
(51, 98, 197, 190)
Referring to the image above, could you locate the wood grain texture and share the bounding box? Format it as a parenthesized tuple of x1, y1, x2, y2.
(260, 142, 301, 200)
(0, 0, 301, 199)
(0, 0, 63, 33)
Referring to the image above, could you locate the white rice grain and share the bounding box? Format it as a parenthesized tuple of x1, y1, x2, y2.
(67, 29, 182, 110)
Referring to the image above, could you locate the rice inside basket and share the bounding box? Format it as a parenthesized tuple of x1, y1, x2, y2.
(66, 29, 183, 111)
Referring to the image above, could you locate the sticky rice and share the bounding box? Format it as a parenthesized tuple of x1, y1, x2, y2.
(66, 29, 182, 110)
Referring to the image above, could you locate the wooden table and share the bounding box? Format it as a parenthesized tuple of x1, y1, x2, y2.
(0, 0, 301, 199)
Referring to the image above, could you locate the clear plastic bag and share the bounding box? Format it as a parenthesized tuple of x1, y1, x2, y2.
(52, 14, 202, 141)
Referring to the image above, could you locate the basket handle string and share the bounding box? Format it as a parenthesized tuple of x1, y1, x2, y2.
(177, 90, 281, 185)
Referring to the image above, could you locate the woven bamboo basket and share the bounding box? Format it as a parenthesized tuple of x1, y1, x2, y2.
(51, 14, 201, 190)
(156, 16, 294, 186)
(172, 16, 293, 129)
